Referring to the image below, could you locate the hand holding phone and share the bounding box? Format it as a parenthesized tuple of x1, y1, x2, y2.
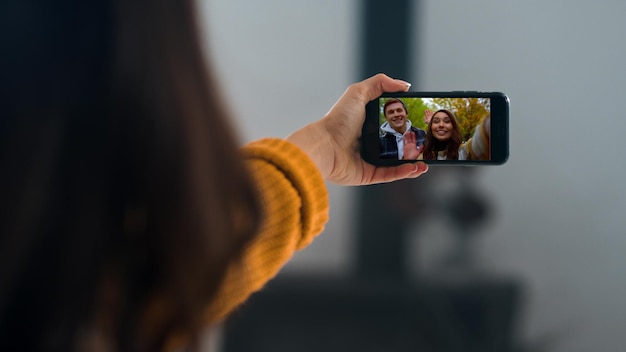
(287, 74, 429, 185)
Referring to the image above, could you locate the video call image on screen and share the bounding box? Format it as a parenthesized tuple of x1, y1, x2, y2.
(378, 97, 491, 161)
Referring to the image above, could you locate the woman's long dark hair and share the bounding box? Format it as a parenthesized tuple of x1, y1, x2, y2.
(0, 1, 261, 350)
(421, 109, 463, 160)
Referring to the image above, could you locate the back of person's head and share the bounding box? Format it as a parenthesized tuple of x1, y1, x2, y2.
(0, 1, 260, 350)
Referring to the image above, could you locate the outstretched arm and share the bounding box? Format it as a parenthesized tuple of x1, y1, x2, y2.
(204, 74, 429, 325)
(461, 115, 491, 160)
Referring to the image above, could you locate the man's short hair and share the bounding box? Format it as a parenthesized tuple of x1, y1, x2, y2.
(383, 98, 408, 116)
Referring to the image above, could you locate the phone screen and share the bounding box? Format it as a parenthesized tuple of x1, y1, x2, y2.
(361, 92, 509, 165)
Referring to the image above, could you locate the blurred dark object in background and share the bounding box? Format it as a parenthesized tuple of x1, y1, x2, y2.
(223, 276, 520, 352)
(222, 168, 523, 352)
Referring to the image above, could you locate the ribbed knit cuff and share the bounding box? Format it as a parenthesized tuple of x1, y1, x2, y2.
(241, 138, 329, 249)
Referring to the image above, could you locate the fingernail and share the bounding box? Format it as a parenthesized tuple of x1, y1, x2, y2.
(395, 79, 412, 88)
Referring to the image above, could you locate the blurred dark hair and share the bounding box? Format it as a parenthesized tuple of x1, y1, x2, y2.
(0, 0, 261, 350)
(422, 109, 462, 160)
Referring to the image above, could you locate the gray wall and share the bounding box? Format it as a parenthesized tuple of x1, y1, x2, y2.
(418, 1, 626, 351)
(200, 0, 626, 351)
(200, 0, 359, 274)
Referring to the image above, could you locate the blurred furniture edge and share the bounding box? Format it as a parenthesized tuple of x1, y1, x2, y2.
(222, 274, 522, 352)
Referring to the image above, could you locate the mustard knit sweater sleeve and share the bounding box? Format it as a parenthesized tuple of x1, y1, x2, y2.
(204, 138, 329, 324)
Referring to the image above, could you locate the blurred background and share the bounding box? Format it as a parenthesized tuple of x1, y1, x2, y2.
(198, 0, 626, 351)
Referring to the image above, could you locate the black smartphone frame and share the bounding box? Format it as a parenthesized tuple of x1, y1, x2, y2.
(361, 91, 509, 165)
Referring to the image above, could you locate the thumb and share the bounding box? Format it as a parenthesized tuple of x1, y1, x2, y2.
(355, 74, 412, 104)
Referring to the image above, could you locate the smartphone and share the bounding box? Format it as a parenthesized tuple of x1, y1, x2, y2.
(361, 91, 509, 165)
